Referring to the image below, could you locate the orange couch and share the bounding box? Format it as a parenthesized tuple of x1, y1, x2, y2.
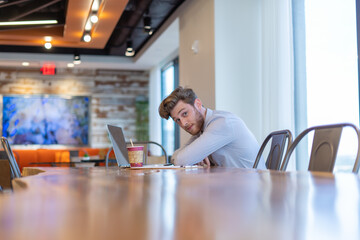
(12, 148, 112, 172)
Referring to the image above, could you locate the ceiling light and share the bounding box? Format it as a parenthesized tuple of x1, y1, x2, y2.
(81, 0, 103, 41)
(125, 51, 135, 57)
(22, 62, 29, 66)
(143, 16, 153, 35)
(67, 63, 74, 68)
(83, 33, 92, 42)
(44, 42, 52, 49)
(0, 20, 58, 26)
(90, 14, 98, 24)
(92, 0, 100, 11)
(85, 20, 92, 31)
(126, 40, 133, 52)
(125, 40, 135, 57)
(143, 16, 151, 30)
(44, 36, 52, 42)
(73, 54, 81, 64)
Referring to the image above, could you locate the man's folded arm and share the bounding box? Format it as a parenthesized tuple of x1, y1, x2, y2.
(171, 128, 233, 166)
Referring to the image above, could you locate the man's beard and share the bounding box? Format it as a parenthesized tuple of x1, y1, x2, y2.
(189, 107, 204, 135)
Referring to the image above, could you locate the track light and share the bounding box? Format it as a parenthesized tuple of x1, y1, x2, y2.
(125, 40, 135, 57)
(126, 40, 133, 52)
(143, 16, 153, 35)
(90, 14, 98, 24)
(85, 20, 92, 31)
(44, 36, 52, 49)
(73, 53, 81, 64)
(81, 0, 103, 42)
(83, 33, 92, 42)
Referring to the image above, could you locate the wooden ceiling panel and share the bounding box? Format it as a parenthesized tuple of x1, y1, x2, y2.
(0, 0, 128, 49)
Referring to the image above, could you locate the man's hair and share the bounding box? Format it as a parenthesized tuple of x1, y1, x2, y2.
(158, 86, 197, 119)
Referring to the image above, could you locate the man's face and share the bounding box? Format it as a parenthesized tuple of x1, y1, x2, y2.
(170, 100, 204, 135)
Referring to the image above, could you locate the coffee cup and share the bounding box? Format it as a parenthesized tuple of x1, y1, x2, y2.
(127, 146, 144, 167)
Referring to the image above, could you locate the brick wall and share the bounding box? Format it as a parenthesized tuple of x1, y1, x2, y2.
(0, 67, 149, 148)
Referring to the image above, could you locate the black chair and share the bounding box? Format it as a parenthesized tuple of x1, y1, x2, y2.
(1, 137, 21, 178)
(253, 130, 292, 170)
(281, 123, 360, 173)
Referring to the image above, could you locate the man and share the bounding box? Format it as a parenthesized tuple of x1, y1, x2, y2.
(158, 86, 265, 168)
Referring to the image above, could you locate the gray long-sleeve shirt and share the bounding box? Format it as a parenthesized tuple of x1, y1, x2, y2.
(171, 109, 265, 168)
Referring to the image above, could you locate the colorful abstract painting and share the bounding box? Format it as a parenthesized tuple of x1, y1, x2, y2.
(2, 95, 90, 145)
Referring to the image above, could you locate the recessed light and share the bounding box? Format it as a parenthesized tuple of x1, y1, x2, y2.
(90, 15, 98, 24)
(67, 63, 74, 68)
(92, 0, 100, 11)
(85, 20, 92, 31)
(83, 34, 92, 42)
(44, 42, 52, 49)
(22, 62, 30, 66)
(44, 36, 52, 42)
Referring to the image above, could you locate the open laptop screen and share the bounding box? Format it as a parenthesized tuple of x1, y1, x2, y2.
(107, 125, 130, 167)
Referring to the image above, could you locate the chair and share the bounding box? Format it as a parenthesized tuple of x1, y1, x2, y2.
(280, 123, 360, 173)
(253, 130, 292, 170)
(1, 137, 21, 178)
(105, 141, 168, 167)
(0, 151, 12, 190)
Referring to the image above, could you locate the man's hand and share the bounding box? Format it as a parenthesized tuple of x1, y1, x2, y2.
(197, 157, 211, 167)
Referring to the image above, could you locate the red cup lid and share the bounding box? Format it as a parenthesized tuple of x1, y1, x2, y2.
(127, 146, 144, 151)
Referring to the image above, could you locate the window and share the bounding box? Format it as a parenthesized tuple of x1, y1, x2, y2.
(161, 58, 179, 156)
(294, 0, 359, 171)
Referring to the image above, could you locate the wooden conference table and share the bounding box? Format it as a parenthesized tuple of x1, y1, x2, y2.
(0, 166, 359, 240)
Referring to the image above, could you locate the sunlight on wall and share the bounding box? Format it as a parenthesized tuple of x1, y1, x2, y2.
(305, 0, 359, 170)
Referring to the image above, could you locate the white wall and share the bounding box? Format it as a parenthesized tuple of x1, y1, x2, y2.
(177, 0, 294, 145)
(178, 0, 215, 145)
(149, 0, 294, 150)
(178, 0, 215, 108)
(214, 0, 262, 140)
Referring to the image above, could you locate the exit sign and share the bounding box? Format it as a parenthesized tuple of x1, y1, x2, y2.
(40, 63, 56, 75)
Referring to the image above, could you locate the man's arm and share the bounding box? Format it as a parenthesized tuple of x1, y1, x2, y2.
(171, 118, 234, 166)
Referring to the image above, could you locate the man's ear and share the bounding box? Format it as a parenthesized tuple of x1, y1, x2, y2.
(194, 98, 202, 110)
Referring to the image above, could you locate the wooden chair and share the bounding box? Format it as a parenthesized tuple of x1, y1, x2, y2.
(280, 123, 360, 173)
(253, 130, 292, 170)
(1, 137, 21, 179)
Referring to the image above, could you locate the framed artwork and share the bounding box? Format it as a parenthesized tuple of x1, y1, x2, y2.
(2, 95, 90, 146)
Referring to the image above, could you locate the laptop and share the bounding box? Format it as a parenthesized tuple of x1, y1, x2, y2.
(107, 124, 180, 168)
(107, 125, 130, 167)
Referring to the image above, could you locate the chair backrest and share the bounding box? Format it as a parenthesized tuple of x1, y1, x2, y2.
(281, 123, 360, 173)
(1, 137, 21, 178)
(253, 130, 292, 170)
(0, 151, 12, 190)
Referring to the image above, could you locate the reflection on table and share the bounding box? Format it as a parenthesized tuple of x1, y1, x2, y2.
(29, 155, 117, 167)
(0, 167, 359, 240)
